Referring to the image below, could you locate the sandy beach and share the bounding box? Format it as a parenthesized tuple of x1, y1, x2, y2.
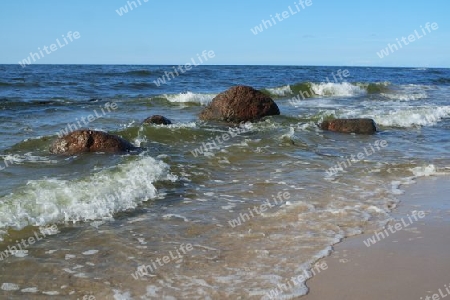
(303, 176, 450, 300)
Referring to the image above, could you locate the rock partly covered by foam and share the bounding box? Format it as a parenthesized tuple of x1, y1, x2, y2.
(143, 115, 172, 125)
(320, 119, 377, 134)
(199, 85, 280, 123)
(50, 130, 136, 155)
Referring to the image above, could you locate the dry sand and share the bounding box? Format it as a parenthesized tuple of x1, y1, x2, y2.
(302, 176, 450, 300)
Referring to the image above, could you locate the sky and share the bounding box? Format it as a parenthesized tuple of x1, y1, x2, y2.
(0, 0, 449, 67)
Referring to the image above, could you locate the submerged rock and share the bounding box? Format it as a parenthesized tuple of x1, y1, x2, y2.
(199, 85, 280, 123)
(49, 130, 136, 155)
(320, 119, 377, 134)
(143, 115, 172, 125)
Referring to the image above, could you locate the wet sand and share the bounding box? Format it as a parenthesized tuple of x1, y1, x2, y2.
(303, 176, 450, 300)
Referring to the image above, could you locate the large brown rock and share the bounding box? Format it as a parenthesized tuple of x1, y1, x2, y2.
(320, 119, 377, 134)
(199, 85, 280, 123)
(50, 130, 136, 155)
(143, 115, 172, 125)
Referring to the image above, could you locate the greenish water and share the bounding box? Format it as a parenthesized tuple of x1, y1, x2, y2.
(0, 65, 449, 299)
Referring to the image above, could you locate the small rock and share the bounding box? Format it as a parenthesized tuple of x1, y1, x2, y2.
(143, 115, 172, 125)
(320, 119, 377, 134)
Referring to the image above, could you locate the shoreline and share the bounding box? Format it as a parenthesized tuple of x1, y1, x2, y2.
(302, 175, 450, 299)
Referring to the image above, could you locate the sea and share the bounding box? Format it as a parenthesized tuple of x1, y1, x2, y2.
(0, 64, 449, 299)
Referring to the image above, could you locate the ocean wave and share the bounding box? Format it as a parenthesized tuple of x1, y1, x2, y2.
(0, 155, 177, 232)
(0, 153, 57, 165)
(264, 85, 293, 97)
(268, 82, 367, 99)
(125, 70, 153, 76)
(275, 81, 388, 100)
(374, 106, 450, 127)
(381, 92, 428, 101)
(355, 82, 391, 94)
(379, 84, 429, 101)
(0, 81, 41, 88)
(163, 92, 216, 105)
(320, 105, 450, 128)
(113, 82, 157, 90)
(432, 77, 450, 85)
(311, 82, 366, 97)
(90, 70, 159, 78)
(427, 69, 446, 75)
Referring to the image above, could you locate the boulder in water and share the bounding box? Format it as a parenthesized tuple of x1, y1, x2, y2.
(199, 85, 280, 123)
(49, 130, 136, 155)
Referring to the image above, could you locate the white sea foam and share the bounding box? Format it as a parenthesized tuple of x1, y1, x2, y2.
(0, 156, 177, 233)
(65, 254, 76, 260)
(1, 283, 20, 291)
(311, 82, 366, 97)
(42, 291, 59, 295)
(164, 92, 216, 105)
(0, 153, 57, 165)
(381, 92, 428, 101)
(113, 289, 133, 300)
(372, 106, 450, 127)
(333, 106, 450, 128)
(21, 287, 39, 293)
(280, 126, 296, 141)
(162, 214, 189, 222)
(10, 250, 28, 257)
(410, 164, 438, 177)
(381, 84, 429, 101)
(267, 85, 292, 96)
(154, 122, 197, 129)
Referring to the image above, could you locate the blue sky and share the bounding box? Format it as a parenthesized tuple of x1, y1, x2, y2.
(1, 0, 449, 67)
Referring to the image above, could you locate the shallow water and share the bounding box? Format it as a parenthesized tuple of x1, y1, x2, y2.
(0, 65, 449, 299)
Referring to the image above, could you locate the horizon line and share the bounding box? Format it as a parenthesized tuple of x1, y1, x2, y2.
(1, 63, 449, 69)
